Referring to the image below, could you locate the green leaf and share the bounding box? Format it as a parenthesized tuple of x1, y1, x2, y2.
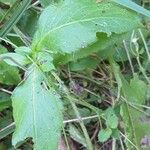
(130, 75, 147, 102)
(121, 104, 150, 150)
(122, 74, 147, 104)
(11, 66, 63, 150)
(0, 53, 29, 67)
(17, 9, 39, 38)
(0, 65, 21, 86)
(0, 45, 21, 85)
(53, 32, 132, 65)
(69, 124, 87, 147)
(0, 91, 11, 111)
(98, 128, 112, 142)
(69, 57, 99, 71)
(108, 62, 149, 149)
(0, 62, 21, 85)
(111, 129, 120, 139)
(36, 52, 55, 72)
(121, 74, 149, 149)
(96, 31, 135, 62)
(105, 107, 118, 129)
(39, 0, 62, 7)
(32, 0, 141, 54)
(0, 46, 31, 71)
(14, 46, 31, 56)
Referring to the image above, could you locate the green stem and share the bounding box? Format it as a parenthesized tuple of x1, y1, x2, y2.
(109, 57, 122, 102)
(69, 100, 93, 150)
(51, 72, 93, 150)
(62, 128, 70, 150)
(112, 138, 116, 150)
(138, 29, 150, 60)
(136, 56, 150, 84)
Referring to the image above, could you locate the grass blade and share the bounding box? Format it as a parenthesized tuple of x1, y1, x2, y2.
(0, 0, 32, 38)
(112, 0, 150, 17)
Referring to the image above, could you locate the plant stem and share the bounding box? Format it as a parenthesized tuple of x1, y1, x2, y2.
(123, 40, 134, 75)
(69, 100, 93, 150)
(138, 29, 150, 60)
(112, 138, 116, 150)
(119, 137, 125, 150)
(0, 37, 18, 48)
(62, 128, 70, 150)
(136, 56, 150, 84)
(52, 72, 93, 150)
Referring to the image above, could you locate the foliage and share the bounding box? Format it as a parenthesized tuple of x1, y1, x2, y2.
(0, 0, 150, 149)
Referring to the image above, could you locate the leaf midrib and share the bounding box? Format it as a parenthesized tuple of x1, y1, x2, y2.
(34, 15, 136, 51)
(31, 69, 37, 142)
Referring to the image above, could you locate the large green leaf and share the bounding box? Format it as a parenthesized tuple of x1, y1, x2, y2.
(53, 32, 133, 65)
(32, 0, 141, 54)
(11, 66, 63, 150)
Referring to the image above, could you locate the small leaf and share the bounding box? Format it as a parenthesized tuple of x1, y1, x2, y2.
(0, 62, 21, 85)
(111, 129, 120, 139)
(129, 74, 147, 103)
(0, 53, 29, 67)
(12, 66, 63, 150)
(0, 92, 11, 111)
(122, 74, 147, 104)
(15, 46, 31, 56)
(98, 128, 112, 142)
(0, 45, 21, 85)
(105, 107, 118, 129)
(37, 52, 55, 72)
(69, 124, 87, 147)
